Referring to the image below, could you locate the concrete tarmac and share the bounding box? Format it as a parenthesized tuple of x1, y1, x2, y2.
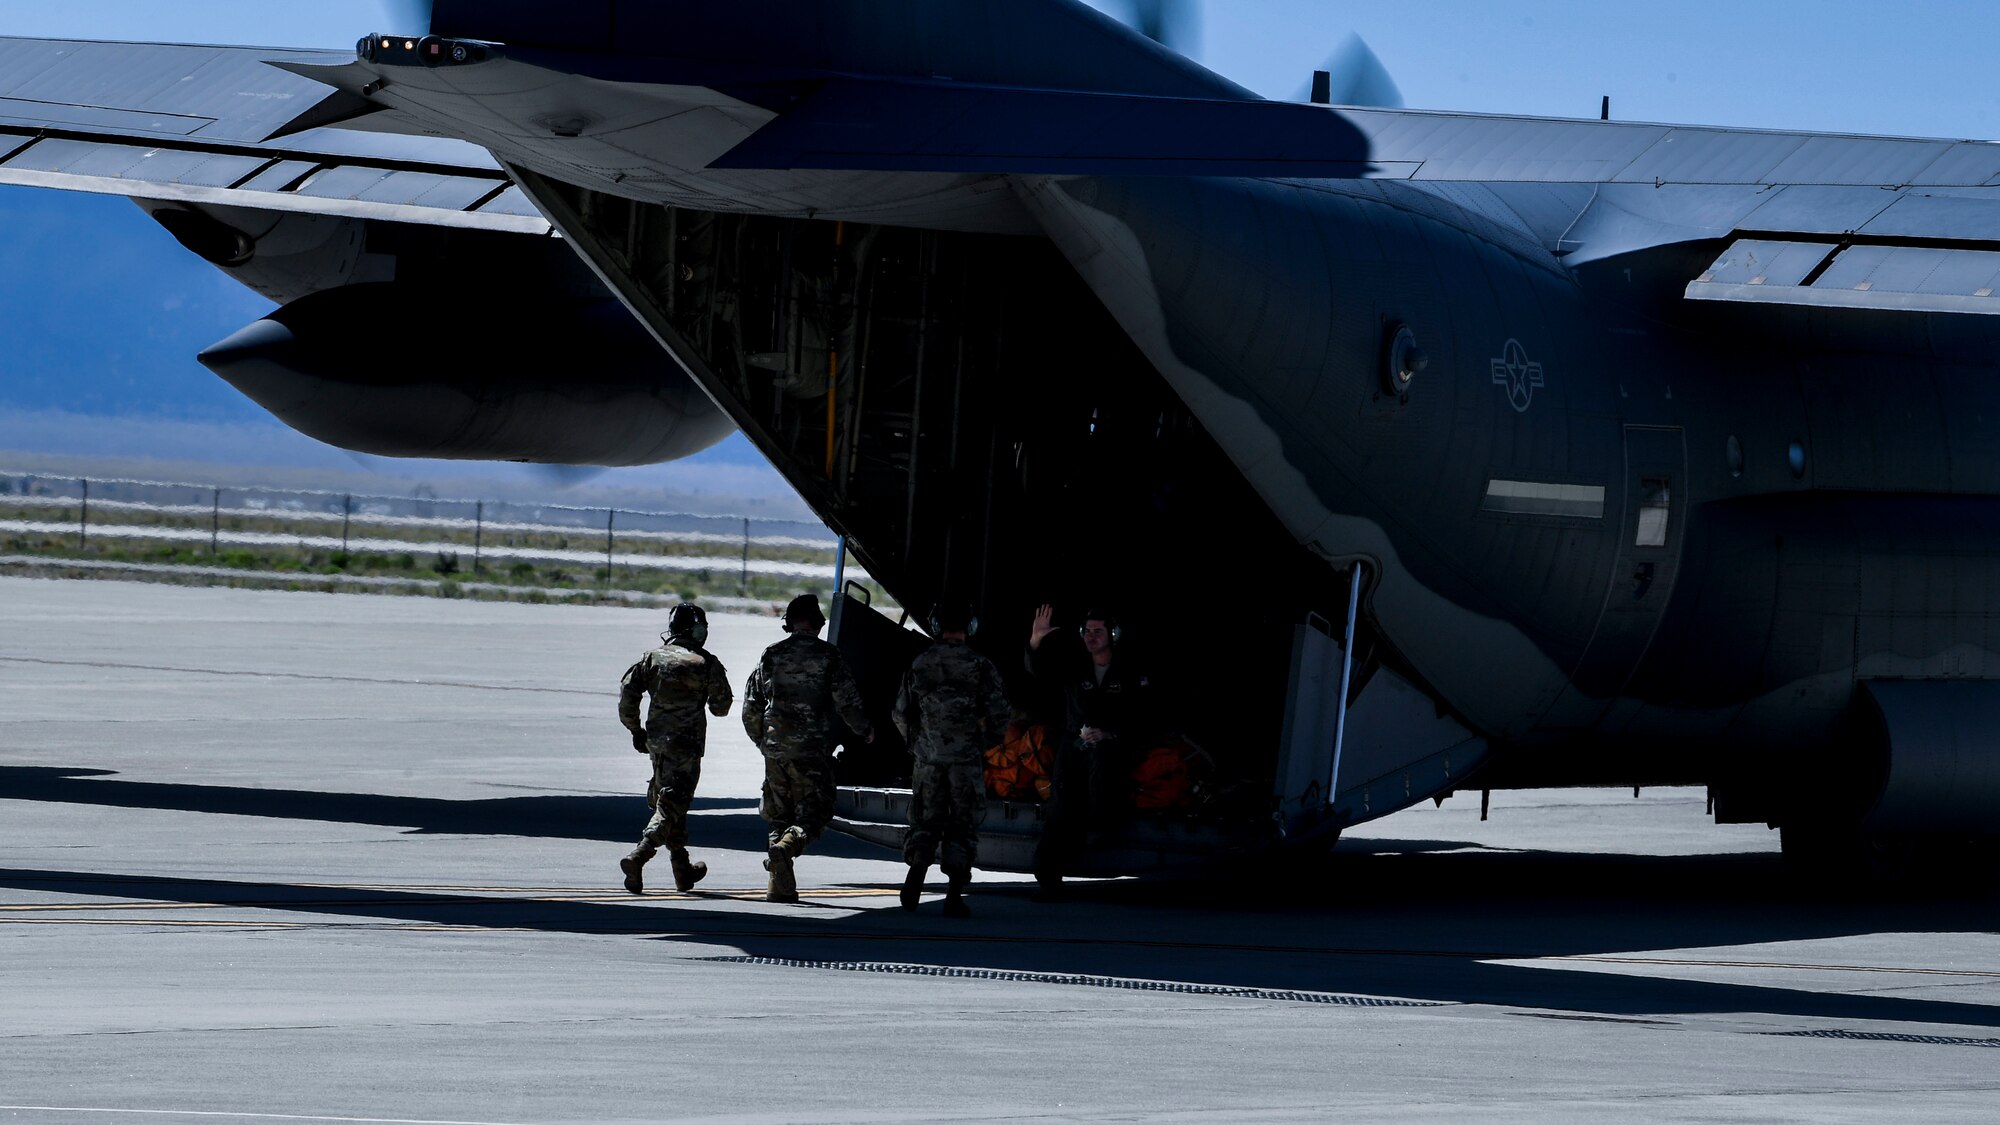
(2, 576, 1998, 1123)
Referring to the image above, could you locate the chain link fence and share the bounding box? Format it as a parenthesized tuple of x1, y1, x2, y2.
(0, 470, 887, 612)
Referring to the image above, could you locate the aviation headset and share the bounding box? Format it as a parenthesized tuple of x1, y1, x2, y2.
(665, 603, 709, 647)
(1078, 610, 1121, 647)
(927, 602, 980, 638)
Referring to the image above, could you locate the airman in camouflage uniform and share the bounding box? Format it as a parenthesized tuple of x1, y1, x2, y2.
(618, 603, 732, 895)
(742, 594, 874, 903)
(893, 603, 1010, 918)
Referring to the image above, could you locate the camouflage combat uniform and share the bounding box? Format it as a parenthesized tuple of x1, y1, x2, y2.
(621, 639, 732, 861)
(894, 639, 1010, 879)
(742, 632, 872, 860)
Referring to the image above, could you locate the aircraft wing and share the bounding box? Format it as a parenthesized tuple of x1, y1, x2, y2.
(0, 37, 548, 235)
(1326, 107, 2000, 317)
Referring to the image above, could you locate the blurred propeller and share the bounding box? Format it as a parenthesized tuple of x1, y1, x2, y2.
(1125, 0, 1200, 53)
(1298, 34, 1404, 108)
(527, 465, 612, 489)
(383, 0, 434, 33)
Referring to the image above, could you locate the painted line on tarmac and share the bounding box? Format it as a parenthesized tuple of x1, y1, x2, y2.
(0, 888, 897, 912)
(0, 1105, 533, 1124)
(0, 655, 601, 696)
(1548, 954, 2000, 980)
(0, 919, 307, 928)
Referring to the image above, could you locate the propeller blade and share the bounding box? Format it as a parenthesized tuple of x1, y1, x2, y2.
(1299, 34, 1404, 109)
(1126, 0, 1199, 53)
(383, 0, 434, 33)
(526, 465, 610, 489)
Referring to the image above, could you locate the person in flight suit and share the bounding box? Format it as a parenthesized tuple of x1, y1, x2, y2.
(893, 602, 1011, 919)
(1025, 604, 1154, 899)
(618, 603, 733, 895)
(742, 593, 874, 903)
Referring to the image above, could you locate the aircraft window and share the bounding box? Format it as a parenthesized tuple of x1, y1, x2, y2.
(1635, 478, 1671, 547)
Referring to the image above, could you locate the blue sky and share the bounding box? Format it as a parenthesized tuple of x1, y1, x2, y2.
(0, 1, 1992, 485)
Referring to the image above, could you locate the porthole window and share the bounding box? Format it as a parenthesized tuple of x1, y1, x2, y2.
(1788, 441, 1807, 479)
(1726, 435, 1744, 479)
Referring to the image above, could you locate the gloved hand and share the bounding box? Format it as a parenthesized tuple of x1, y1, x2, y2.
(631, 728, 649, 753)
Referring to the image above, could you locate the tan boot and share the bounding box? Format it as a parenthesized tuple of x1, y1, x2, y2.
(764, 850, 799, 904)
(942, 868, 971, 918)
(619, 846, 655, 895)
(900, 864, 930, 912)
(669, 849, 708, 893)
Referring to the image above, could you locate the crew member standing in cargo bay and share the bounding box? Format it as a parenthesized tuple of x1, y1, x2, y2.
(1026, 604, 1155, 899)
(894, 603, 1012, 918)
(743, 594, 875, 903)
(618, 603, 733, 895)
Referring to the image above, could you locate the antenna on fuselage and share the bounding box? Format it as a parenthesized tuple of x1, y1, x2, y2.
(1601, 95, 1611, 121)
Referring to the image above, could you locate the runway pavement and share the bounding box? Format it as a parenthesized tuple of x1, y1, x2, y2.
(2, 576, 1998, 1123)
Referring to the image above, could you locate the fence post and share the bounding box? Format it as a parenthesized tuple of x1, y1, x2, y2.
(604, 508, 616, 589)
(473, 501, 483, 573)
(78, 477, 87, 549)
(741, 518, 751, 595)
(341, 494, 352, 554)
(211, 488, 221, 555)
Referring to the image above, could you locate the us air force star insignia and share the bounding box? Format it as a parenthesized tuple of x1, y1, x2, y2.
(1490, 339, 1546, 413)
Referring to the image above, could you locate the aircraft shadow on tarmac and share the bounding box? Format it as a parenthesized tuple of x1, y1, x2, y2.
(2, 826, 1998, 1035)
(0, 765, 881, 860)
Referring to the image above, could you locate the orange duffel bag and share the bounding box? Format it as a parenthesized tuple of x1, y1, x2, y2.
(984, 722, 1056, 800)
(1131, 740, 1203, 811)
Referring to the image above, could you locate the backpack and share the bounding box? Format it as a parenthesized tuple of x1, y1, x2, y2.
(984, 722, 1056, 800)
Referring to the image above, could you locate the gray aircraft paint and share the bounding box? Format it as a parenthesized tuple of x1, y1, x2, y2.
(1017, 174, 1578, 744)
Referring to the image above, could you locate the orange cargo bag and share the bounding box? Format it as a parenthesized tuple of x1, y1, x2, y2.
(1131, 741, 1199, 810)
(984, 722, 1056, 801)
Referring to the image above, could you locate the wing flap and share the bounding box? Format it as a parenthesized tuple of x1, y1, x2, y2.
(0, 36, 547, 235)
(1687, 238, 2000, 316)
(0, 129, 546, 234)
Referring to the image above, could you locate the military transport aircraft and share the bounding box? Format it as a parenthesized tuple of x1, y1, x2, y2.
(5, 0, 1997, 882)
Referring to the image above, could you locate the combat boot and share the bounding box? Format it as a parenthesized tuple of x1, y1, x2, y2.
(763, 850, 799, 903)
(669, 848, 708, 893)
(900, 864, 930, 912)
(942, 869, 971, 918)
(619, 845, 656, 895)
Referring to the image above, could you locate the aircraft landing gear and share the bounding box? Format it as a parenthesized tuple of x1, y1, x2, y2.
(1780, 821, 1999, 897)
(1779, 820, 1914, 891)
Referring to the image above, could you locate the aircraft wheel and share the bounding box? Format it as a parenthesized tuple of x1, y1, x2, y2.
(1780, 820, 1915, 893)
